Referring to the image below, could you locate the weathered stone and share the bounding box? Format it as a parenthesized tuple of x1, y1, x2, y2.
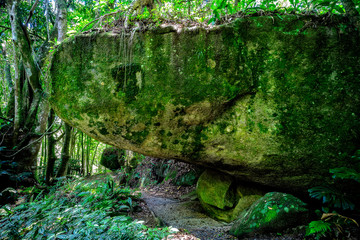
(197, 169, 235, 209)
(197, 170, 263, 222)
(49, 15, 360, 192)
(229, 192, 308, 237)
(200, 194, 262, 223)
(100, 147, 125, 170)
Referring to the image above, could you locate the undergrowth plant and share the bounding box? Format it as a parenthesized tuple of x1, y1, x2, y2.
(306, 150, 360, 239)
(0, 177, 172, 240)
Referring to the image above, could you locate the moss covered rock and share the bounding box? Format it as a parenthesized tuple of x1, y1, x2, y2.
(100, 147, 125, 170)
(197, 170, 263, 222)
(50, 15, 360, 192)
(197, 169, 235, 209)
(200, 194, 262, 222)
(229, 192, 308, 237)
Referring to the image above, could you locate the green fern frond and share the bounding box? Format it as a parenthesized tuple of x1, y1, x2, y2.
(308, 185, 355, 210)
(306, 220, 332, 236)
(330, 167, 360, 183)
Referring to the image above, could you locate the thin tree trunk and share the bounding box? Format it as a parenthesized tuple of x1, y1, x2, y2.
(8, 0, 41, 92)
(46, 109, 56, 184)
(56, 0, 67, 42)
(70, 129, 77, 159)
(56, 124, 72, 177)
(81, 132, 85, 176)
(12, 45, 23, 146)
(90, 142, 100, 175)
(43, 133, 47, 177)
(1, 45, 15, 118)
(45, 0, 51, 40)
(86, 136, 89, 175)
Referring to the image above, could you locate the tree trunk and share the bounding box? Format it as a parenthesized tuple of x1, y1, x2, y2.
(56, 0, 67, 42)
(86, 136, 89, 175)
(12, 44, 24, 146)
(45, 0, 51, 40)
(69, 129, 77, 159)
(8, 0, 41, 92)
(1, 45, 15, 118)
(81, 132, 85, 176)
(56, 124, 72, 177)
(45, 109, 56, 184)
(90, 142, 100, 175)
(7, 0, 50, 176)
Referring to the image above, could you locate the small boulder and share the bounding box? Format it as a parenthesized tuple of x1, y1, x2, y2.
(196, 169, 235, 209)
(100, 147, 126, 170)
(229, 192, 308, 237)
(197, 170, 263, 222)
(0, 187, 18, 205)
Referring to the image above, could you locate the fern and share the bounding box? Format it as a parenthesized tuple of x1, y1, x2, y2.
(330, 167, 360, 183)
(306, 220, 332, 238)
(308, 185, 355, 210)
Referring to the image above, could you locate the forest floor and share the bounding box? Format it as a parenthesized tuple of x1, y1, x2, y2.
(130, 180, 309, 240)
(135, 186, 237, 240)
(109, 156, 310, 240)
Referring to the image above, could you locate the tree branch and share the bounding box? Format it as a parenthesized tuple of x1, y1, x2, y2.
(0, 116, 14, 123)
(25, 0, 40, 26)
(0, 25, 45, 40)
(0, 25, 11, 30)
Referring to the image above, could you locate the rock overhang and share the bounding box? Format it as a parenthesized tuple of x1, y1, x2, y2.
(49, 15, 360, 193)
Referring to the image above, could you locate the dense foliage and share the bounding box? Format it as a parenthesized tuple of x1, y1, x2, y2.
(306, 150, 360, 239)
(0, 177, 172, 239)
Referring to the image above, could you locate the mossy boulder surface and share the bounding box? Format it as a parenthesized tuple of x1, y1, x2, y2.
(50, 15, 360, 192)
(197, 169, 235, 209)
(229, 192, 308, 237)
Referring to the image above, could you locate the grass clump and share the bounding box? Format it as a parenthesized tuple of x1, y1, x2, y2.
(0, 177, 172, 240)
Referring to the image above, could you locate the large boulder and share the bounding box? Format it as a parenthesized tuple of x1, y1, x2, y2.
(49, 15, 360, 192)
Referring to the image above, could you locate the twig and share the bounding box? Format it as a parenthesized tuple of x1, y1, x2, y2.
(6, 121, 62, 158)
(0, 116, 14, 123)
(0, 25, 45, 40)
(80, 10, 123, 32)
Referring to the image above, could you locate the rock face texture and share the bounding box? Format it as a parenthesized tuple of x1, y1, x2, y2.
(50, 15, 360, 192)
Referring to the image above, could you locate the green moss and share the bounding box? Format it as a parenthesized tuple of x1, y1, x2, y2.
(230, 192, 308, 237)
(196, 170, 235, 210)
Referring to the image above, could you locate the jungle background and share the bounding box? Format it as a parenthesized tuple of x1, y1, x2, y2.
(0, 0, 360, 239)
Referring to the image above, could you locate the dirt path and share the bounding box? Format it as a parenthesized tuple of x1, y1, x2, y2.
(140, 192, 237, 240)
